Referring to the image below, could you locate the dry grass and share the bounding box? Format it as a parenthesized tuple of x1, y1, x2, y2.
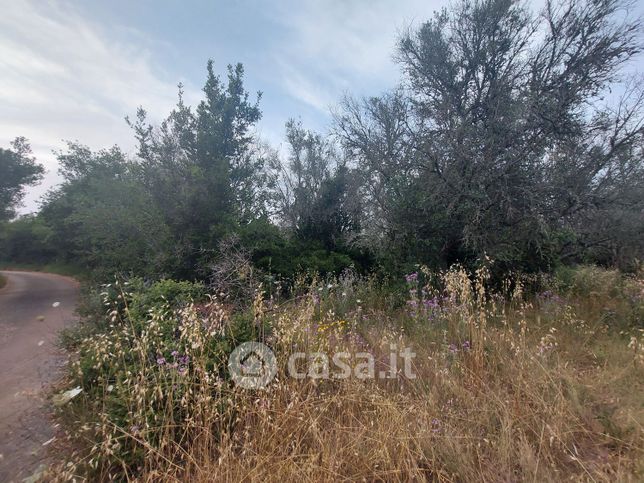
(50, 266, 644, 482)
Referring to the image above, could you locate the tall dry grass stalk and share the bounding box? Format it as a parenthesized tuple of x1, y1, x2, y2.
(51, 267, 644, 481)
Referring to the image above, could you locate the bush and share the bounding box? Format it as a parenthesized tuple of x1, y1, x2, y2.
(60, 278, 207, 351)
(60, 279, 260, 477)
(126, 278, 207, 319)
(238, 219, 371, 281)
(0, 215, 55, 264)
(555, 265, 624, 298)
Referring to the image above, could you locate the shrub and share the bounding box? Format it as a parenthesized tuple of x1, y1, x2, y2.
(126, 277, 207, 320)
(554, 265, 623, 297)
(58, 280, 261, 478)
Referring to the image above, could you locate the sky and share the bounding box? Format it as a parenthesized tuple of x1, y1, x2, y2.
(1, 0, 451, 213)
(1, 0, 642, 214)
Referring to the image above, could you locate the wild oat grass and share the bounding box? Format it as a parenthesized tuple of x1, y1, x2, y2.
(51, 266, 644, 481)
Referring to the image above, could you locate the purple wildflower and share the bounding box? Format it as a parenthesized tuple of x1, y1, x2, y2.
(405, 272, 418, 284)
(156, 356, 166, 365)
(462, 340, 471, 351)
(448, 343, 459, 354)
(424, 297, 439, 309)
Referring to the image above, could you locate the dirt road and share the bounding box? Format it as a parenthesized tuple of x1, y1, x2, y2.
(0, 271, 79, 482)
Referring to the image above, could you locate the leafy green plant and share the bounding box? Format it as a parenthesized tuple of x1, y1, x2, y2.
(59, 278, 260, 477)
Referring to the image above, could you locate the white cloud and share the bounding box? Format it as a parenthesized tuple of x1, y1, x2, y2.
(278, 61, 336, 112)
(0, 0, 451, 213)
(0, 0, 196, 213)
(268, 0, 447, 111)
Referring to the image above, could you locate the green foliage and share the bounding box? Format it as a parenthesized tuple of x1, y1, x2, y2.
(269, 119, 362, 251)
(126, 278, 207, 320)
(66, 278, 258, 473)
(4, 2, 643, 289)
(61, 278, 207, 351)
(554, 265, 626, 298)
(39, 143, 175, 280)
(0, 62, 264, 282)
(0, 215, 54, 264)
(127, 62, 265, 277)
(236, 218, 371, 281)
(336, 0, 644, 273)
(0, 137, 44, 222)
(292, 245, 354, 275)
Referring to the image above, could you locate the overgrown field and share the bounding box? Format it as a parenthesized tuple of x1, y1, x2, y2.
(50, 266, 643, 481)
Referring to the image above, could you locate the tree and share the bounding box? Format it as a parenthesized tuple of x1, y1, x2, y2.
(270, 120, 362, 249)
(40, 143, 174, 279)
(336, 0, 643, 271)
(0, 137, 44, 221)
(0, 215, 54, 264)
(128, 61, 265, 276)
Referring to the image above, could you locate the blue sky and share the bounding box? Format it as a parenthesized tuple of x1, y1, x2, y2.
(1, 0, 449, 212)
(1, 0, 642, 212)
